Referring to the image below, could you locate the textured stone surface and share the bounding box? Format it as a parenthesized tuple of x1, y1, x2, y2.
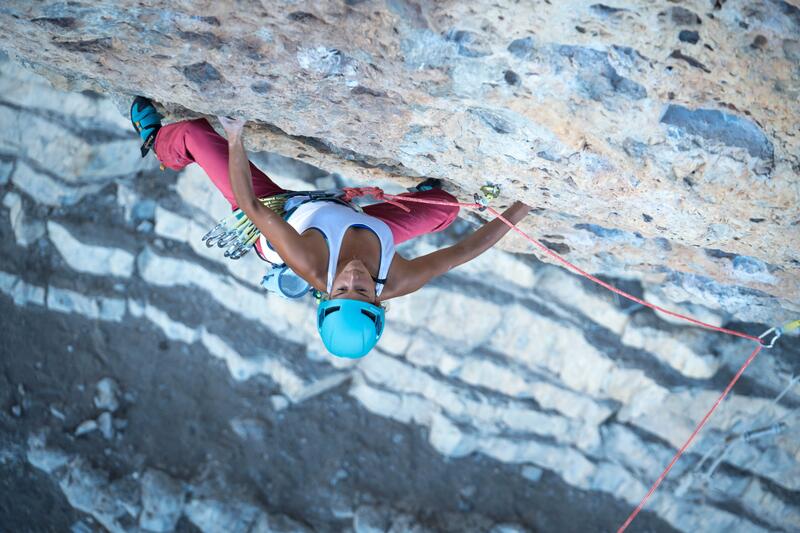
(139, 469, 184, 532)
(0, 0, 797, 323)
(1, 13, 800, 533)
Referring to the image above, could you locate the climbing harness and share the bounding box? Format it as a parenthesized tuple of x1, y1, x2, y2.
(315, 184, 797, 532)
(202, 189, 356, 299)
(207, 180, 457, 299)
(201, 190, 351, 260)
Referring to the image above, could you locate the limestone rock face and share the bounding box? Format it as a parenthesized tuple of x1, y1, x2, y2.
(0, 0, 798, 322)
(2, 53, 800, 533)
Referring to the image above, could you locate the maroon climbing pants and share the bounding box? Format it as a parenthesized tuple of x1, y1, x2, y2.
(153, 118, 460, 244)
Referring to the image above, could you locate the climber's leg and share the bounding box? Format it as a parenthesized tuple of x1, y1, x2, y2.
(153, 118, 285, 208)
(363, 189, 460, 244)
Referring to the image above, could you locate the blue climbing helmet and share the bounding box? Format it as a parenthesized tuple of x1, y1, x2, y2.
(317, 299, 385, 358)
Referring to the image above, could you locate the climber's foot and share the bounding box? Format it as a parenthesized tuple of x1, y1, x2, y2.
(130, 96, 162, 158)
(411, 178, 443, 192)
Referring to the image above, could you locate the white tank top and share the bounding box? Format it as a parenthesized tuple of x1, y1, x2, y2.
(258, 201, 395, 295)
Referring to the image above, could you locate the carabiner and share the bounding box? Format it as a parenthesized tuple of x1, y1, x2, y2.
(474, 193, 489, 211)
(758, 327, 782, 349)
(480, 183, 501, 200)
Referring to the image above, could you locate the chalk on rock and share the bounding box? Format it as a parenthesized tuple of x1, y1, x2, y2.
(75, 419, 98, 436)
(94, 377, 120, 412)
(139, 469, 185, 532)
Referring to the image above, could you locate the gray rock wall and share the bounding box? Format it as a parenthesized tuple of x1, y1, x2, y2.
(0, 0, 797, 324)
(1, 55, 799, 532)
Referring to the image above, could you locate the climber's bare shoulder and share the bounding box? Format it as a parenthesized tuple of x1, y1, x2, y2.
(379, 247, 467, 300)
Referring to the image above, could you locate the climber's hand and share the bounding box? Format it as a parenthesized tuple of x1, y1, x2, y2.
(218, 116, 246, 141)
(511, 200, 532, 212)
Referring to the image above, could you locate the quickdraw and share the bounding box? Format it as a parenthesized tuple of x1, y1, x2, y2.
(201, 190, 350, 261)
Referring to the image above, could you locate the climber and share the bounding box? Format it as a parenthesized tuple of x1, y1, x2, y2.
(130, 97, 530, 358)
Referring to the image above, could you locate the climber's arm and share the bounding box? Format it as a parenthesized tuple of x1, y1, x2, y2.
(381, 201, 530, 299)
(220, 117, 317, 277)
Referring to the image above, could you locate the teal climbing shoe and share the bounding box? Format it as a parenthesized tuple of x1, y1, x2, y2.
(130, 96, 163, 158)
(411, 178, 443, 192)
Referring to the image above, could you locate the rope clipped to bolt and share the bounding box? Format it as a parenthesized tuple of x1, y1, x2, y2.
(344, 183, 798, 532)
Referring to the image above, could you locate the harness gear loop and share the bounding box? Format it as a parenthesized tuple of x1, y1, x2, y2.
(340, 186, 411, 212)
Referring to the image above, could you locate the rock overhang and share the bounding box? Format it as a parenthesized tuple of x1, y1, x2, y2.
(0, 0, 798, 323)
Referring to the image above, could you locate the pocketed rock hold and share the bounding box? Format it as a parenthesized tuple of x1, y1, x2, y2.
(660, 105, 774, 160)
(507, 36, 535, 59)
(679, 30, 700, 44)
(670, 6, 702, 25)
(181, 61, 222, 85)
(751, 35, 768, 50)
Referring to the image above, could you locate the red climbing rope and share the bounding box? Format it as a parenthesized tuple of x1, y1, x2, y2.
(341, 186, 411, 212)
(366, 188, 768, 531)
